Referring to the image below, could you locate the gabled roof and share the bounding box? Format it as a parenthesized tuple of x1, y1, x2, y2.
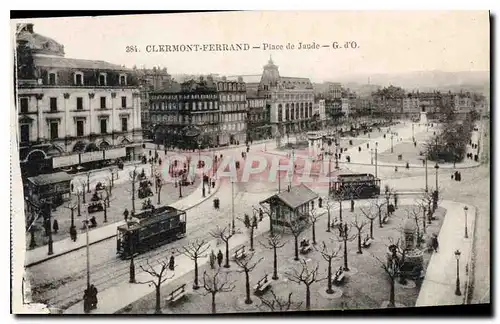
(33, 55, 130, 71)
(261, 184, 318, 210)
(27, 172, 72, 186)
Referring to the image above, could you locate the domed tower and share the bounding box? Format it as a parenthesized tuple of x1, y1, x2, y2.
(16, 23, 65, 57)
(259, 56, 280, 90)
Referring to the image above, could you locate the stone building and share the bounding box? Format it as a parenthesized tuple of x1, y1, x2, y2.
(217, 77, 247, 145)
(149, 77, 220, 149)
(15, 23, 143, 176)
(257, 57, 315, 139)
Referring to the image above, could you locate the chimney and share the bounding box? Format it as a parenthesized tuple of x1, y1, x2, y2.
(26, 24, 34, 33)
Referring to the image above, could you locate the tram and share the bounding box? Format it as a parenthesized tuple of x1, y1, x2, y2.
(116, 206, 187, 259)
(329, 173, 381, 200)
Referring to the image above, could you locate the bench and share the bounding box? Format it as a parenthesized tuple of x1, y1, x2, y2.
(166, 284, 187, 304)
(253, 274, 272, 295)
(332, 271, 345, 286)
(300, 245, 313, 254)
(234, 246, 246, 260)
(362, 238, 373, 248)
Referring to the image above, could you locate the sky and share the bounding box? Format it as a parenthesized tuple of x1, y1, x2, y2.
(12, 11, 490, 82)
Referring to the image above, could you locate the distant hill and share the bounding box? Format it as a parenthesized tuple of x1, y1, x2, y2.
(332, 70, 490, 96)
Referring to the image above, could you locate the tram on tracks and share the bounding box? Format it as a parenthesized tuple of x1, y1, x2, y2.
(116, 206, 187, 259)
(329, 173, 381, 200)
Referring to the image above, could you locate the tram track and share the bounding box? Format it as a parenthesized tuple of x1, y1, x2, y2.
(30, 181, 260, 310)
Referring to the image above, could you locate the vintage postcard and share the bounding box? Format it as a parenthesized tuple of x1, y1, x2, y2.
(10, 11, 491, 315)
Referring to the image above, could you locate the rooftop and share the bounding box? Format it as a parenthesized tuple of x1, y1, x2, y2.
(33, 55, 130, 71)
(261, 184, 318, 210)
(27, 172, 72, 186)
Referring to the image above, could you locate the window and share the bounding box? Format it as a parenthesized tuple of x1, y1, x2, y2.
(50, 122, 58, 139)
(76, 120, 84, 137)
(50, 97, 57, 112)
(100, 97, 106, 109)
(20, 98, 28, 113)
(121, 96, 127, 108)
(75, 73, 83, 86)
(20, 124, 29, 143)
(76, 97, 83, 110)
(100, 119, 107, 134)
(121, 117, 128, 132)
(99, 74, 106, 86)
(119, 75, 126, 86)
(48, 73, 56, 85)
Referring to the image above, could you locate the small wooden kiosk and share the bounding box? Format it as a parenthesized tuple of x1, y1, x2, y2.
(26, 172, 72, 207)
(260, 184, 319, 227)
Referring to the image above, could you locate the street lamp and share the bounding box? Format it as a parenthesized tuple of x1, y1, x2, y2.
(412, 123, 415, 142)
(434, 163, 440, 194)
(454, 249, 462, 296)
(375, 142, 379, 178)
(464, 206, 469, 239)
(231, 179, 235, 234)
(425, 158, 428, 192)
(390, 133, 394, 153)
(370, 148, 373, 165)
(335, 141, 339, 169)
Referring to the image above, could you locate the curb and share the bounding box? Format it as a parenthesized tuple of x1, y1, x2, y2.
(25, 179, 223, 268)
(463, 206, 478, 304)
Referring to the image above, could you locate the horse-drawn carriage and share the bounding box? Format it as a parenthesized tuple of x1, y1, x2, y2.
(88, 192, 104, 213)
(138, 180, 153, 199)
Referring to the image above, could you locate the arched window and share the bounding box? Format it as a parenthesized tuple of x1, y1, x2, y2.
(98, 73, 107, 86)
(296, 106, 299, 119)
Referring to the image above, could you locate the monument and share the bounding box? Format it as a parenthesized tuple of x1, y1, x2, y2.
(419, 107, 428, 124)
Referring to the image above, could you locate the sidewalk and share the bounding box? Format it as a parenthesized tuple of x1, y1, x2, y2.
(263, 123, 481, 170)
(64, 197, 473, 313)
(25, 177, 223, 267)
(64, 210, 278, 314)
(416, 200, 476, 306)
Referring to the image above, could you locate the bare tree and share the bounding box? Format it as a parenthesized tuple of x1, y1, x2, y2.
(137, 258, 174, 314)
(323, 196, 336, 232)
(384, 185, 394, 216)
(108, 167, 118, 192)
(234, 253, 263, 304)
(315, 240, 341, 294)
(360, 204, 378, 239)
(76, 184, 86, 205)
(259, 233, 287, 280)
(156, 175, 164, 205)
(407, 207, 424, 247)
(127, 166, 139, 213)
(178, 239, 210, 290)
(415, 199, 428, 234)
(420, 191, 434, 224)
(258, 290, 303, 312)
(258, 204, 275, 235)
(210, 225, 234, 268)
(285, 259, 324, 310)
(334, 223, 357, 271)
(238, 212, 258, 251)
(62, 201, 78, 230)
(285, 214, 307, 261)
(201, 268, 236, 314)
(308, 208, 321, 245)
(351, 213, 368, 254)
(85, 171, 92, 193)
(372, 197, 387, 228)
(371, 239, 407, 308)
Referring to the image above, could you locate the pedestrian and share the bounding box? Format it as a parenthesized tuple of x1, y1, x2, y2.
(53, 219, 59, 233)
(431, 233, 439, 252)
(217, 249, 223, 267)
(169, 252, 175, 271)
(259, 208, 264, 221)
(209, 250, 216, 269)
(451, 174, 454, 180)
(70, 226, 77, 242)
(123, 208, 129, 222)
(350, 199, 355, 212)
(90, 284, 98, 309)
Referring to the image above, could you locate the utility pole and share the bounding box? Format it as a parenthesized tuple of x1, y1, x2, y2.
(85, 208, 90, 289)
(375, 142, 378, 178)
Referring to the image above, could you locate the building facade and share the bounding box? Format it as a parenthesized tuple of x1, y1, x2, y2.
(16, 23, 143, 176)
(246, 95, 268, 141)
(135, 66, 173, 136)
(217, 77, 247, 145)
(149, 77, 220, 149)
(257, 58, 315, 138)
